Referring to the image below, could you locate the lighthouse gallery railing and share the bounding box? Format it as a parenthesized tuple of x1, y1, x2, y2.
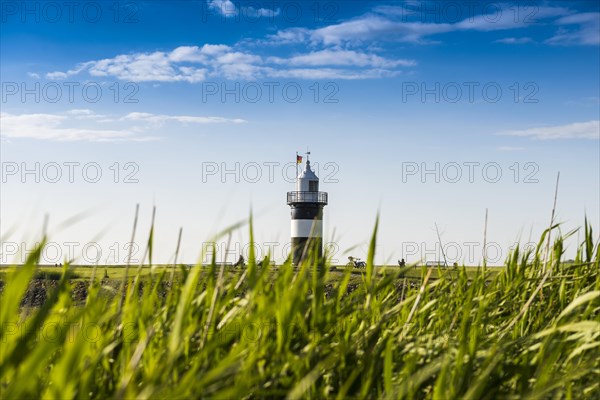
(287, 191, 328, 205)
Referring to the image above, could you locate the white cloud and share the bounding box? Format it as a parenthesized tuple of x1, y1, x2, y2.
(214, 63, 268, 80)
(0, 112, 149, 142)
(65, 109, 108, 120)
(121, 112, 246, 126)
(207, 0, 279, 19)
(46, 71, 69, 80)
(268, 67, 400, 80)
(168, 44, 232, 63)
(494, 37, 534, 44)
(27, 72, 40, 79)
(245, 5, 279, 18)
(84, 52, 208, 83)
(67, 109, 93, 115)
(44, 3, 592, 85)
(310, 16, 449, 46)
(46, 63, 92, 80)
(453, 6, 568, 32)
(263, 28, 311, 45)
(266, 14, 450, 46)
(46, 45, 414, 82)
(216, 51, 262, 65)
(207, 0, 237, 17)
(267, 4, 589, 47)
(268, 49, 415, 68)
(0, 110, 247, 142)
(497, 121, 600, 140)
(546, 12, 600, 46)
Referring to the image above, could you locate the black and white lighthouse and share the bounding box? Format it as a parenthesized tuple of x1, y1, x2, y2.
(287, 155, 328, 264)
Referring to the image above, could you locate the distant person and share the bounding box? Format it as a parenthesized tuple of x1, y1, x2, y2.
(398, 258, 406, 267)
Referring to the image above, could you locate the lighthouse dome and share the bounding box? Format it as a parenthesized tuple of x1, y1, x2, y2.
(298, 160, 318, 180)
(296, 159, 319, 192)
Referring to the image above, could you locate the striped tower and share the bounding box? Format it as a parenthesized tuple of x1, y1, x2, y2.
(287, 157, 328, 265)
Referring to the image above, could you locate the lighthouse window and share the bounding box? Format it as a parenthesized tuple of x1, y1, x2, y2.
(309, 180, 318, 192)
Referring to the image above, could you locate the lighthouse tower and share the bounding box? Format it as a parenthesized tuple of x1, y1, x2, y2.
(287, 155, 328, 265)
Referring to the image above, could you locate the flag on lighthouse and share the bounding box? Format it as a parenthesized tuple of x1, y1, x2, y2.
(296, 154, 303, 164)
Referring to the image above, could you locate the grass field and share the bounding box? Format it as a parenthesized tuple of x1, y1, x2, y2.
(0, 264, 500, 282)
(0, 218, 598, 399)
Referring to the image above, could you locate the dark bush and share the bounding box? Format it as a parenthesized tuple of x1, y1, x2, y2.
(34, 270, 80, 280)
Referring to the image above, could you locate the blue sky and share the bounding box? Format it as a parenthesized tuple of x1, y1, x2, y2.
(1, 0, 599, 265)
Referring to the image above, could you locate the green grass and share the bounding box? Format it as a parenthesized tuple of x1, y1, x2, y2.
(0, 264, 498, 282)
(0, 265, 178, 281)
(0, 218, 598, 399)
